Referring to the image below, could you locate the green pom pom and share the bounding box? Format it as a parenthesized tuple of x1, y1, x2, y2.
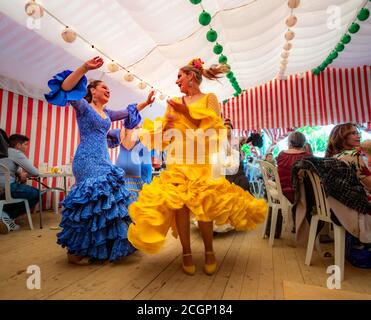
(189, 0, 201, 4)
(226, 71, 234, 79)
(357, 7, 370, 21)
(326, 57, 333, 64)
(348, 22, 360, 34)
(213, 43, 223, 54)
(206, 29, 218, 42)
(219, 54, 228, 64)
(335, 43, 345, 52)
(329, 51, 338, 60)
(199, 11, 211, 26)
(341, 34, 351, 44)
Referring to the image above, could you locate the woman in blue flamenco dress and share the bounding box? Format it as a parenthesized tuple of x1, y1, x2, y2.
(45, 56, 155, 265)
(107, 124, 153, 202)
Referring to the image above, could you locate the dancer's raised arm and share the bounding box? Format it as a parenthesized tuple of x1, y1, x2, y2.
(61, 56, 103, 91)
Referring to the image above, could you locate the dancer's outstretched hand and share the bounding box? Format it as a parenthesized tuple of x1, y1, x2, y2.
(167, 99, 187, 114)
(138, 90, 156, 111)
(83, 56, 104, 71)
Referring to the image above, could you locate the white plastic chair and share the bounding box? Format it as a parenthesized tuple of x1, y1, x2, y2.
(248, 163, 264, 198)
(303, 170, 345, 281)
(0, 164, 33, 230)
(258, 160, 292, 246)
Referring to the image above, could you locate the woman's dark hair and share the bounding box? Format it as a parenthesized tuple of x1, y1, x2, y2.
(84, 80, 102, 103)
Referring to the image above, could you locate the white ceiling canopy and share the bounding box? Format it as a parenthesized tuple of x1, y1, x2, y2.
(0, 0, 370, 112)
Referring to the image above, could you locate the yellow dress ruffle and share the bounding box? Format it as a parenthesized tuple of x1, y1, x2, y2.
(128, 94, 267, 254)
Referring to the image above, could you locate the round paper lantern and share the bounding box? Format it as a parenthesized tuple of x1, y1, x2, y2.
(341, 34, 351, 44)
(138, 82, 147, 90)
(61, 27, 77, 43)
(107, 62, 119, 73)
(25, 0, 44, 19)
(285, 30, 295, 41)
(124, 73, 134, 82)
(213, 43, 223, 54)
(281, 51, 289, 59)
(219, 55, 228, 64)
(199, 11, 211, 26)
(281, 59, 288, 66)
(357, 8, 370, 21)
(283, 42, 293, 51)
(189, 0, 201, 4)
(285, 15, 297, 28)
(348, 22, 360, 34)
(206, 29, 218, 42)
(287, 0, 300, 9)
(335, 43, 345, 52)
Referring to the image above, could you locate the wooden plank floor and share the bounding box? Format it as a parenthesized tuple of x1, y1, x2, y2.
(0, 212, 370, 300)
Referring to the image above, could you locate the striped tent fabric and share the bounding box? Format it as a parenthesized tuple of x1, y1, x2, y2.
(263, 128, 295, 145)
(0, 88, 121, 209)
(222, 66, 371, 131)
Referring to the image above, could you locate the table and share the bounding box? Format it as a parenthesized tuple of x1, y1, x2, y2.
(36, 172, 74, 229)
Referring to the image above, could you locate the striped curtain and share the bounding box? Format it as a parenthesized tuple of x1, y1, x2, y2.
(0, 88, 121, 209)
(222, 66, 371, 131)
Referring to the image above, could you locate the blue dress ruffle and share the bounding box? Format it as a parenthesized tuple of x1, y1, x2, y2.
(124, 104, 142, 129)
(44, 70, 87, 106)
(45, 70, 137, 261)
(57, 166, 136, 261)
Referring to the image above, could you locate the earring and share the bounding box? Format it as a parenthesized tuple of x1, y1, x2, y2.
(188, 80, 193, 87)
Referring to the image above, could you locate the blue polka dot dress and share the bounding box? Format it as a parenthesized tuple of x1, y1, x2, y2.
(45, 70, 141, 261)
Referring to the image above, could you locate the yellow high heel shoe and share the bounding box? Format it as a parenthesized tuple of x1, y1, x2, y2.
(204, 251, 217, 275)
(182, 253, 196, 276)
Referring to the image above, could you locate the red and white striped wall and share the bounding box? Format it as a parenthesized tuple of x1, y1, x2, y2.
(0, 88, 121, 209)
(222, 66, 371, 131)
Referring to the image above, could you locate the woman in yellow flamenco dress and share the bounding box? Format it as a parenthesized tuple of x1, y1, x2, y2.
(128, 58, 267, 276)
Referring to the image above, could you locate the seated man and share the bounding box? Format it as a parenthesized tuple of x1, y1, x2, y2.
(0, 134, 39, 233)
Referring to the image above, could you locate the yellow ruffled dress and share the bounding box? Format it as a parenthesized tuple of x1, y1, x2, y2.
(128, 93, 267, 253)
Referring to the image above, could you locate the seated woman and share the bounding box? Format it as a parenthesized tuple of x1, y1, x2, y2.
(275, 131, 311, 235)
(277, 131, 311, 204)
(325, 123, 371, 200)
(325, 123, 371, 265)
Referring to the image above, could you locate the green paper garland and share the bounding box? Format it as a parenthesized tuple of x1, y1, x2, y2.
(206, 29, 218, 42)
(313, 4, 369, 76)
(357, 8, 369, 21)
(341, 34, 351, 44)
(213, 43, 223, 54)
(219, 54, 228, 64)
(335, 43, 345, 52)
(348, 22, 360, 34)
(199, 11, 211, 26)
(188, 1, 242, 96)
